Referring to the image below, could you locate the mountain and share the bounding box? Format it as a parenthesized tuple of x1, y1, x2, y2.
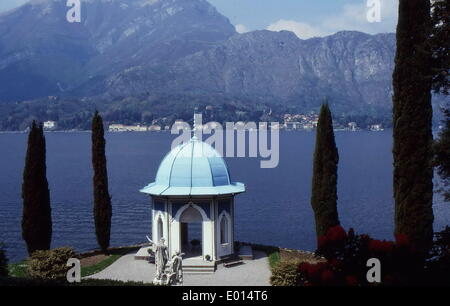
(101, 30, 396, 114)
(0, 0, 236, 101)
(0, 0, 406, 130)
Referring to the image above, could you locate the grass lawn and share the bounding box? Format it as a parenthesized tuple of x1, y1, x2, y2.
(7, 260, 29, 278)
(268, 250, 281, 269)
(81, 254, 122, 277)
(7, 253, 125, 278)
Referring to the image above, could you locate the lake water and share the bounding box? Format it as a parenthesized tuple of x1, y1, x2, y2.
(1, 131, 449, 262)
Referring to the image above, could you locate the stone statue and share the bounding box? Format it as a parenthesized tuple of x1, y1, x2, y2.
(154, 237, 169, 282)
(146, 236, 184, 285)
(167, 251, 183, 285)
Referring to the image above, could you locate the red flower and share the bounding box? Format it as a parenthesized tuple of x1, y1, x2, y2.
(368, 239, 394, 255)
(329, 258, 343, 269)
(318, 235, 328, 249)
(327, 225, 347, 243)
(395, 233, 409, 248)
(321, 269, 336, 284)
(345, 275, 358, 286)
(299, 262, 326, 282)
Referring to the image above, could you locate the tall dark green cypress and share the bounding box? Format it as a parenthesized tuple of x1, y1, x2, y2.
(92, 111, 112, 252)
(22, 121, 52, 255)
(311, 103, 340, 240)
(0, 242, 8, 277)
(392, 0, 434, 250)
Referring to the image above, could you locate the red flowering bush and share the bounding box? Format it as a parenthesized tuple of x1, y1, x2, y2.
(292, 226, 450, 286)
(296, 226, 431, 286)
(316, 225, 349, 260)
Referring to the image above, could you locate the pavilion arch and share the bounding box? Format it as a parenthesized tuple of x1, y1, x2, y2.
(170, 202, 212, 258)
(173, 202, 209, 222)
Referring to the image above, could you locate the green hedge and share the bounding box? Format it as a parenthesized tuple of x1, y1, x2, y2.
(0, 277, 154, 286)
(81, 254, 121, 277)
(0, 243, 8, 277)
(28, 247, 77, 279)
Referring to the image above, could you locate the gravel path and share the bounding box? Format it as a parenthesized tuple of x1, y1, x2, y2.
(85, 250, 271, 286)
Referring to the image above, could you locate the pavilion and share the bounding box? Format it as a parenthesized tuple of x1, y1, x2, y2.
(139, 133, 246, 265)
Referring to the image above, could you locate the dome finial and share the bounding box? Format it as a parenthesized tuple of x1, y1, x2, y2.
(192, 109, 200, 141)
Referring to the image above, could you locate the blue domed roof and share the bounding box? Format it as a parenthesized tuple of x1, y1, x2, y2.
(140, 138, 245, 196)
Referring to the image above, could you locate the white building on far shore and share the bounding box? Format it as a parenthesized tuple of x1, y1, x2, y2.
(109, 124, 148, 132)
(43, 121, 57, 130)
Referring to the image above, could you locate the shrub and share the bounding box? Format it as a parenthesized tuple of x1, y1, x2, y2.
(0, 277, 154, 286)
(298, 226, 436, 286)
(28, 247, 77, 279)
(424, 226, 450, 284)
(270, 260, 300, 286)
(0, 242, 8, 277)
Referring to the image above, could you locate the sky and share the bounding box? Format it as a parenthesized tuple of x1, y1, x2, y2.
(208, 0, 399, 38)
(0, 0, 399, 39)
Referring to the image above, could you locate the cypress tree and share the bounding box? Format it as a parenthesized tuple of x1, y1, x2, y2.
(22, 121, 52, 255)
(92, 111, 112, 252)
(311, 103, 340, 240)
(0, 242, 8, 277)
(434, 109, 450, 202)
(430, 0, 450, 95)
(392, 0, 434, 250)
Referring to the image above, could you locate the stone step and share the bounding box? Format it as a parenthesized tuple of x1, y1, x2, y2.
(182, 261, 216, 274)
(183, 265, 215, 270)
(183, 271, 215, 275)
(183, 268, 216, 274)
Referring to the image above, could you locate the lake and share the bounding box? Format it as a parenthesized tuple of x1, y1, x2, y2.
(0, 131, 449, 262)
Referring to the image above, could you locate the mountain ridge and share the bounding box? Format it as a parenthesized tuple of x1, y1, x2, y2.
(0, 0, 424, 130)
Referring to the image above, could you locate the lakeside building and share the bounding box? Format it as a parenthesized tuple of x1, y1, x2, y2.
(139, 133, 246, 269)
(348, 122, 358, 131)
(369, 124, 384, 131)
(148, 125, 162, 131)
(108, 124, 148, 132)
(43, 121, 57, 130)
(283, 113, 319, 130)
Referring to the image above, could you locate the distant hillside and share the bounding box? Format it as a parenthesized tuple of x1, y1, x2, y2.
(0, 0, 235, 101)
(0, 0, 443, 131)
(97, 30, 396, 115)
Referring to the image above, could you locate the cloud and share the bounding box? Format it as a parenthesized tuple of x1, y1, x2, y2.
(266, 19, 325, 39)
(266, 0, 398, 39)
(235, 24, 249, 34)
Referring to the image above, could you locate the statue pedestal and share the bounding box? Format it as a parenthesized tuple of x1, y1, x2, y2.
(153, 277, 166, 285)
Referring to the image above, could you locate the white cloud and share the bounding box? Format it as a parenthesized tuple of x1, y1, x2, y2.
(235, 24, 249, 34)
(266, 0, 398, 39)
(266, 19, 325, 39)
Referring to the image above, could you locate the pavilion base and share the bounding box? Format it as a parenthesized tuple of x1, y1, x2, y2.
(183, 257, 216, 274)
